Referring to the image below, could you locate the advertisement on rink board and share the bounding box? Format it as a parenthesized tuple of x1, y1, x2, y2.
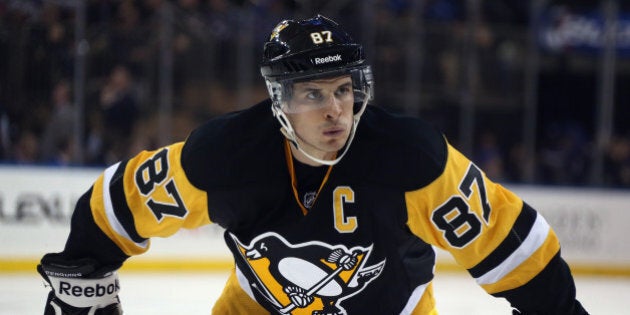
(0, 166, 629, 274)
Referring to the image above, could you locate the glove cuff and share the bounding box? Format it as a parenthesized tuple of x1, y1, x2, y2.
(38, 254, 121, 310)
(44, 268, 120, 308)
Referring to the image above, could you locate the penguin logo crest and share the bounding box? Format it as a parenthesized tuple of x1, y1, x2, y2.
(230, 232, 386, 315)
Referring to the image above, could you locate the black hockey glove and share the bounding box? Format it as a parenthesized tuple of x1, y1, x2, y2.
(37, 253, 123, 315)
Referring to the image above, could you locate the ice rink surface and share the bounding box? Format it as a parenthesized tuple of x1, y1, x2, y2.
(2, 271, 629, 314)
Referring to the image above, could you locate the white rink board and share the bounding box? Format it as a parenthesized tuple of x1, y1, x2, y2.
(1, 166, 629, 270)
(0, 165, 231, 261)
(511, 185, 630, 267)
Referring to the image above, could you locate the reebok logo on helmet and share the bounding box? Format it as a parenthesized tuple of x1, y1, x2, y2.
(313, 54, 342, 65)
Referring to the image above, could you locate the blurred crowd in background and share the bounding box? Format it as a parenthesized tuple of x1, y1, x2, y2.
(0, 0, 629, 188)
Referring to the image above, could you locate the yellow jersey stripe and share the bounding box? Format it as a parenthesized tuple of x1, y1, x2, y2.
(102, 162, 149, 249)
(400, 282, 428, 314)
(401, 281, 439, 315)
(410, 282, 438, 315)
(481, 229, 561, 294)
(475, 212, 550, 285)
(123, 143, 211, 238)
(91, 166, 151, 256)
(405, 144, 524, 268)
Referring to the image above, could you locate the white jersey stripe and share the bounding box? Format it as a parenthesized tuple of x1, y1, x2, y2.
(475, 213, 550, 285)
(400, 282, 429, 314)
(235, 266, 257, 303)
(102, 162, 148, 249)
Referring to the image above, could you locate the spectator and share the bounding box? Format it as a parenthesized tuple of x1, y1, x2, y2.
(10, 130, 39, 164)
(84, 110, 106, 166)
(604, 135, 630, 187)
(537, 122, 590, 185)
(474, 131, 505, 181)
(0, 102, 9, 160)
(40, 80, 76, 165)
(99, 64, 139, 164)
(109, 0, 151, 76)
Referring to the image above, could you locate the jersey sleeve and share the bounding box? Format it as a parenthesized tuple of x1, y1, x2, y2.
(64, 142, 211, 262)
(405, 143, 585, 313)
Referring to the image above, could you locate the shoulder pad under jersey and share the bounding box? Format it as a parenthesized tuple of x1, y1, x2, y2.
(338, 105, 447, 191)
(180, 99, 288, 190)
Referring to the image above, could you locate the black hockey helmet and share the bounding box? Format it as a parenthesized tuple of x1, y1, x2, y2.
(260, 14, 373, 106)
(261, 15, 368, 81)
(260, 15, 373, 166)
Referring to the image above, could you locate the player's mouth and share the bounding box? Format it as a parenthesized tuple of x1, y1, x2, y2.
(323, 127, 345, 137)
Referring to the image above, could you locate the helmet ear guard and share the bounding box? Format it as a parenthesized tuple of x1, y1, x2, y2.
(260, 15, 374, 166)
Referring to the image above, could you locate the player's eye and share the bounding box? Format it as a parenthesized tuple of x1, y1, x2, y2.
(335, 84, 353, 100)
(305, 90, 324, 102)
(335, 86, 350, 96)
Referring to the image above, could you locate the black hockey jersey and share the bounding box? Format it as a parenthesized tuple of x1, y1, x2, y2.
(62, 99, 583, 314)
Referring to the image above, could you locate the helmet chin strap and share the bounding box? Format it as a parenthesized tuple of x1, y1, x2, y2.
(273, 99, 367, 166)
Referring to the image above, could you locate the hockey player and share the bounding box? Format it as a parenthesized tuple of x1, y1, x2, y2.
(38, 15, 589, 315)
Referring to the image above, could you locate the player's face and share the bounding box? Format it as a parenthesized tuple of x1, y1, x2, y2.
(285, 75, 354, 162)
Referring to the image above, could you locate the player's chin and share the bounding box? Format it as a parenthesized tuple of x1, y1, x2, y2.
(322, 137, 349, 152)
